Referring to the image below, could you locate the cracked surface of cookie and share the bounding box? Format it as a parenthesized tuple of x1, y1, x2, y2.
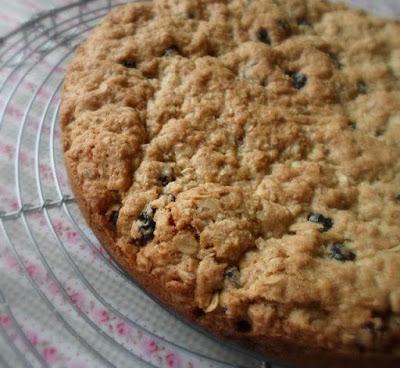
(61, 1, 400, 366)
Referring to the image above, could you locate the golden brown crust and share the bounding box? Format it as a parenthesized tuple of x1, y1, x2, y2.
(61, 1, 400, 366)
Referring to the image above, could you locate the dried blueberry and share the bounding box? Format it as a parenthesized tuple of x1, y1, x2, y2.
(328, 242, 356, 262)
(160, 175, 171, 186)
(207, 48, 218, 57)
(256, 28, 271, 45)
(110, 210, 119, 228)
(367, 311, 390, 333)
(192, 307, 205, 318)
(364, 320, 386, 333)
(289, 72, 307, 89)
(224, 266, 241, 286)
(162, 45, 180, 57)
(278, 20, 290, 32)
(121, 60, 136, 68)
(235, 319, 252, 333)
(307, 213, 333, 232)
(159, 167, 175, 186)
(357, 80, 368, 94)
(298, 18, 312, 27)
(328, 52, 342, 69)
(137, 208, 156, 243)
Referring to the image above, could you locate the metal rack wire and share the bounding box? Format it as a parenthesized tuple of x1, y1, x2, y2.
(0, 1, 274, 367)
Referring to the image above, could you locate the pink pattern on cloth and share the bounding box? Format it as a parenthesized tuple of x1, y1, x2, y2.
(166, 352, 182, 368)
(0, 142, 13, 159)
(144, 339, 159, 354)
(5, 105, 24, 119)
(10, 199, 19, 210)
(0, 13, 20, 27)
(94, 308, 110, 323)
(68, 290, 86, 311)
(26, 263, 42, 279)
(115, 320, 131, 337)
(39, 163, 53, 180)
(54, 220, 64, 235)
(0, 314, 12, 329)
(2, 251, 19, 270)
(27, 331, 39, 346)
(42, 346, 58, 364)
(47, 279, 61, 296)
(66, 230, 79, 242)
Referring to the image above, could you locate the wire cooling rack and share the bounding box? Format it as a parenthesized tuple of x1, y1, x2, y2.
(0, 1, 278, 367)
(3, 1, 396, 366)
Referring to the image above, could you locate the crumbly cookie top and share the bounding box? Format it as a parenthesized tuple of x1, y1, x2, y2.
(62, 0, 400, 354)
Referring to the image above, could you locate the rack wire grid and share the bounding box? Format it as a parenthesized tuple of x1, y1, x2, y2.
(0, 1, 278, 367)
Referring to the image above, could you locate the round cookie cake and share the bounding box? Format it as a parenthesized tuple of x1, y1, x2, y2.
(61, 1, 400, 366)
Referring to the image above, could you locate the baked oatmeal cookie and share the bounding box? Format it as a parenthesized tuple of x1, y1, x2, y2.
(61, 1, 400, 366)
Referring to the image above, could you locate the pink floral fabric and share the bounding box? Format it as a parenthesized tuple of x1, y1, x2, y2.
(0, 1, 398, 368)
